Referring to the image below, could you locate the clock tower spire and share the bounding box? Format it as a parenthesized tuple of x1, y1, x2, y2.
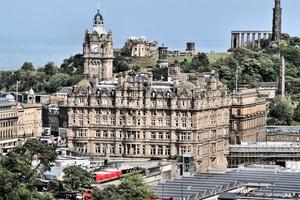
(83, 2, 114, 85)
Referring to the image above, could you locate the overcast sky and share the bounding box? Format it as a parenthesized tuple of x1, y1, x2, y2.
(0, 0, 299, 69)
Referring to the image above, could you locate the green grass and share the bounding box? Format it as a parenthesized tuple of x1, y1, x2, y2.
(207, 52, 230, 63)
(125, 52, 230, 73)
(168, 56, 193, 64)
(125, 57, 157, 73)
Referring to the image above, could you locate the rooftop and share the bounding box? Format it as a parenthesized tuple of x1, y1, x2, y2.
(153, 165, 300, 200)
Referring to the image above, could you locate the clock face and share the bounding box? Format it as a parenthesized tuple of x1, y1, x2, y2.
(90, 44, 99, 53)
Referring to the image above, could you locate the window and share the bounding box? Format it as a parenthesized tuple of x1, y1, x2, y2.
(96, 116, 100, 125)
(166, 118, 171, 127)
(158, 146, 163, 155)
(95, 144, 101, 153)
(79, 116, 84, 126)
(77, 130, 86, 137)
(165, 132, 170, 140)
(182, 120, 187, 128)
(180, 133, 187, 140)
(96, 130, 101, 137)
(150, 146, 156, 155)
(165, 146, 170, 156)
(151, 119, 156, 126)
(158, 119, 163, 126)
(103, 131, 108, 138)
(111, 118, 115, 125)
(110, 131, 115, 138)
(158, 132, 163, 139)
(150, 132, 156, 140)
(180, 146, 186, 155)
(79, 98, 84, 103)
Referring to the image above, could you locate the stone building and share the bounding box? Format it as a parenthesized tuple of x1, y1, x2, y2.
(186, 42, 197, 56)
(230, 89, 267, 144)
(61, 8, 231, 172)
(0, 91, 42, 154)
(17, 89, 42, 139)
(83, 8, 113, 84)
(157, 45, 169, 68)
(122, 37, 158, 57)
(0, 95, 18, 153)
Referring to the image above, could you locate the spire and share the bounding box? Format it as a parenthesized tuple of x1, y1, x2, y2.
(92, 0, 106, 34)
(93, 0, 104, 27)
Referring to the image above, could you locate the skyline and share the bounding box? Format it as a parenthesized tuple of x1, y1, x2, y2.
(1, 0, 300, 69)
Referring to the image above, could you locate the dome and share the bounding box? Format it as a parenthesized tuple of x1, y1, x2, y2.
(177, 82, 197, 97)
(93, 9, 104, 26)
(76, 79, 93, 89)
(5, 94, 15, 102)
(29, 88, 35, 96)
(178, 82, 196, 91)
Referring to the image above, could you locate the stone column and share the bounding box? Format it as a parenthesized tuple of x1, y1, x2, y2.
(237, 33, 240, 48)
(252, 33, 256, 48)
(247, 33, 251, 47)
(231, 33, 235, 49)
(241, 33, 245, 47)
(257, 33, 261, 49)
(263, 33, 267, 40)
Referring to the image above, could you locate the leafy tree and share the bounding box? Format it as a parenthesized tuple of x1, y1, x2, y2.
(293, 103, 300, 122)
(93, 185, 122, 200)
(0, 139, 56, 200)
(21, 62, 35, 71)
(152, 67, 168, 81)
(46, 73, 70, 93)
(93, 172, 153, 200)
(269, 97, 294, 125)
(44, 62, 57, 76)
(62, 166, 92, 192)
(60, 54, 84, 75)
(118, 172, 153, 200)
(113, 56, 130, 73)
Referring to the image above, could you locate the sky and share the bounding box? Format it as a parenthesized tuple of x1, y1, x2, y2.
(0, 0, 300, 69)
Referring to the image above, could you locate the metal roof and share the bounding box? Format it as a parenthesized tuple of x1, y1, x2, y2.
(153, 166, 300, 200)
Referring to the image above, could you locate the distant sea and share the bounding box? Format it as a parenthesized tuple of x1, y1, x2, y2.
(0, 36, 82, 70)
(0, 36, 228, 70)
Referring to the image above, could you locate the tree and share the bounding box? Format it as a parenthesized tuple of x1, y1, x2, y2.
(62, 166, 92, 192)
(93, 172, 153, 200)
(92, 185, 122, 200)
(118, 172, 153, 200)
(152, 67, 168, 81)
(113, 56, 130, 73)
(21, 62, 35, 71)
(0, 139, 56, 200)
(293, 103, 300, 122)
(60, 54, 84, 75)
(44, 62, 57, 76)
(269, 97, 294, 125)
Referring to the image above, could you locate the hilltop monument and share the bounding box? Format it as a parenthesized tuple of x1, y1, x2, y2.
(272, 0, 282, 41)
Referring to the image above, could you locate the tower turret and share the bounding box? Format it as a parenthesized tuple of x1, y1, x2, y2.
(83, 2, 114, 84)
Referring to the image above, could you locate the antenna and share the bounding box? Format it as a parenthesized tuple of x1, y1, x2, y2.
(97, 0, 100, 11)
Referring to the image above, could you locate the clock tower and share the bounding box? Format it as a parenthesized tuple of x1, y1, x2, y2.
(83, 6, 114, 84)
